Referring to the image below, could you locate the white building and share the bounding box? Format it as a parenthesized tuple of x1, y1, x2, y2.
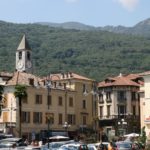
(140, 71, 150, 142)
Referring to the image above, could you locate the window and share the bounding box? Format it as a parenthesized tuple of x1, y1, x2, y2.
(22, 111, 30, 123)
(118, 105, 126, 115)
(68, 114, 76, 125)
(58, 96, 63, 106)
(22, 97, 28, 104)
(45, 113, 54, 124)
(29, 78, 34, 86)
(99, 106, 103, 118)
(117, 91, 126, 101)
(131, 92, 136, 101)
(132, 106, 136, 116)
(58, 113, 63, 125)
(47, 95, 52, 105)
(27, 51, 30, 60)
(106, 91, 111, 101)
(82, 116, 87, 125)
(33, 112, 42, 123)
(82, 100, 86, 109)
(107, 105, 111, 117)
(99, 94, 104, 103)
(69, 97, 73, 107)
(83, 84, 86, 93)
(19, 51, 22, 60)
(35, 95, 42, 104)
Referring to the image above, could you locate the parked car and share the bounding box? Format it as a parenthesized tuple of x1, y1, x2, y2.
(93, 142, 110, 149)
(0, 137, 27, 146)
(43, 141, 66, 150)
(116, 141, 132, 150)
(24, 145, 43, 150)
(87, 144, 97, 150)
(58, 143, 88, 150)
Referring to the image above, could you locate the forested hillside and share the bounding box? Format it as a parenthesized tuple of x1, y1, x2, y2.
(1, 20, 150, 81)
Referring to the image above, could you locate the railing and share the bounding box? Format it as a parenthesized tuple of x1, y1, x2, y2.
(99, 114, 139, 120)
(99, 115, 117, 120)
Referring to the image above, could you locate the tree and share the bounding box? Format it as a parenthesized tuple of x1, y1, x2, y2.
(14, 84, 27, 138)
(139, 126, 147, 147)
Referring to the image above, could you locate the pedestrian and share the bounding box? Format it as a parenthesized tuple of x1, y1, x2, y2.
(11, 143, 17, 150)
(108, 142, 114, 150)
(98, 143, 105, 150)
(24, 139, 29, 145)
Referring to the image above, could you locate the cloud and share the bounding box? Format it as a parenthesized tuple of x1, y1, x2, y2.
(65, 0, 79, 3)
(115, 0, 139, 11)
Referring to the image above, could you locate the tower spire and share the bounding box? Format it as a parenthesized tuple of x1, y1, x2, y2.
(17, 34, 31, 51)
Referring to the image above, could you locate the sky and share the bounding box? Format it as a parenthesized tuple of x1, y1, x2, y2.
(0, 0, 149, 27)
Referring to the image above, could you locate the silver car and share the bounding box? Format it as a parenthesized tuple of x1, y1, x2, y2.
(116, 141, 132, 150)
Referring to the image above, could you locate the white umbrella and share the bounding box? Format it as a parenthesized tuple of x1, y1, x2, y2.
(49, 135, 69, 140)
(124, 133, 139, 137)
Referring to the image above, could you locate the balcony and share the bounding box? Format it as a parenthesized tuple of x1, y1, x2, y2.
(99, 115, 117, 120)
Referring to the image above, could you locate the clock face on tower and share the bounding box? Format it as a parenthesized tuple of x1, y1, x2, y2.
(17, 60, 24, 69)
(27, 61, 32, 68)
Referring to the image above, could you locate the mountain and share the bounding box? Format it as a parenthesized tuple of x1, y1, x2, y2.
(37, 18, 150, 36)
(36, 21, 95, 30)
(1, 20, 150, 81)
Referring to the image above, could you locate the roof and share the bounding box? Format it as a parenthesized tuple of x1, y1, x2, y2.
(98, 73, 142, 87)
(49, 72, 94, 81)
(139, 71, 150, 76)
(6, 71, 42, 86)
(17, 34, 31, 51)
(0, 72, 13, 77)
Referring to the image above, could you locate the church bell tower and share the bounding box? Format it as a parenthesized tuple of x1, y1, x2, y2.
(16, 35, 32, 73)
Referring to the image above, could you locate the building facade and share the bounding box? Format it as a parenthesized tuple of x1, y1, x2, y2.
(98, 73, 143, 140)
(140, 71, 150, 143)
(0, 35, 95, 140)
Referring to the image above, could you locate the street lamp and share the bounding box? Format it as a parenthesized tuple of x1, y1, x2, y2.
(45, 74, 52, 149)
(63, 122, 70, 137)
(46, 114, 52, 149)
(83, 82, 99, 141)
(118, 118, 127, 137)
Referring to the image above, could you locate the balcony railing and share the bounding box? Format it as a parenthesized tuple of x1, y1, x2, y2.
(99, 115, 117, 120)
(99, 114, 139, 120)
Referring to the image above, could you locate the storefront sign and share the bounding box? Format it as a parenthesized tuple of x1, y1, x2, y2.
(144, 116, 150, 123)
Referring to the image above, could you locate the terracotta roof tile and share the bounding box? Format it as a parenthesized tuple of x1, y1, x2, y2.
(49, 72, 94, 81)
(98, 74, 141, 87)
(139, 71, 150, 76)
(0, 72, 13, 77)
(7, 71, 43, 86)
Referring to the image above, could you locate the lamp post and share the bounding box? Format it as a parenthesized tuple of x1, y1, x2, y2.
(118, 118, 127, 137)
(46, 115, 52, 149)
(45, 73, 52, 149)
(63, 122, 70, 137)
(83, 82, 99, 141)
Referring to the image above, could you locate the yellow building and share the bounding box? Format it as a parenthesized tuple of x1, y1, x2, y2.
(0, 35, 96, 140)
